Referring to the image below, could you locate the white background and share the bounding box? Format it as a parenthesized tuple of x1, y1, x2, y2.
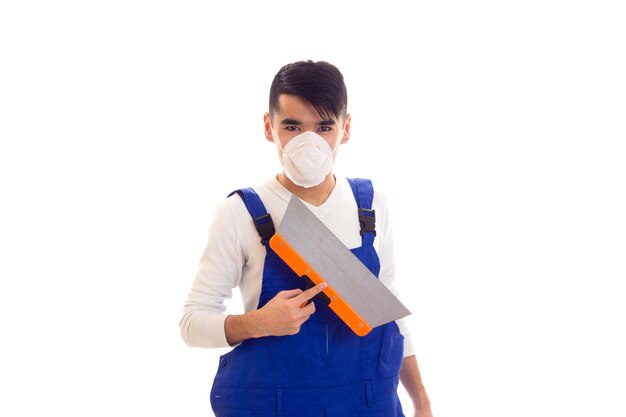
(1, 1, 625, 416)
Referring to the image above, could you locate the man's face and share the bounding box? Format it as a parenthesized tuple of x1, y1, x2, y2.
(264, 94, 351, 160)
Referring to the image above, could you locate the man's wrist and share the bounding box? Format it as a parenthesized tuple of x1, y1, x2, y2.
(242, 310, 265, 339)
(224, 311, 264, 346)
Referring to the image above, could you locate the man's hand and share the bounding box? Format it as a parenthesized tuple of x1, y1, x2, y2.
(252, 282, 327, 337)
(224, 282, 327, 345)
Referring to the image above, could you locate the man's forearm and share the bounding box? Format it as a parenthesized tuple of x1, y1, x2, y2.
(224, 311, 263, 346)
(400, 355, 433, 416)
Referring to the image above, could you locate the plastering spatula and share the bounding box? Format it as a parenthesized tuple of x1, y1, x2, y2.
(269, 195, 411, 336)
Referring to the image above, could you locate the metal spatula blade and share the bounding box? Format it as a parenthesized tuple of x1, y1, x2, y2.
(271, 195, 411, 334)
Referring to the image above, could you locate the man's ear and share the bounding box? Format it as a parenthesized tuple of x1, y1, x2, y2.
(264, 113, 274, 142)
(341, 113, 352, 144)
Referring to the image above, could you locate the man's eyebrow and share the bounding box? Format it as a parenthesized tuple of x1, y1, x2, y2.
(280, 118, 302, 125)
(279, 118, 337, 126)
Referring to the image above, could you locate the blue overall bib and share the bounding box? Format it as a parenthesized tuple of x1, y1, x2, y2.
(210, 178, 405, 417)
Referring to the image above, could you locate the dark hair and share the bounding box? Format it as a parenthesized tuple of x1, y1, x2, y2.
(269, 60, 348, 122)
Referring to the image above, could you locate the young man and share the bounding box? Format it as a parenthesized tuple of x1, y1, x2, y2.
(180, 60, 433, 417)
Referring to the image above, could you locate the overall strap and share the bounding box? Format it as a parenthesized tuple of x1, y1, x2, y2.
(228, 188, 275, 245)
(346, 178, 376, 246)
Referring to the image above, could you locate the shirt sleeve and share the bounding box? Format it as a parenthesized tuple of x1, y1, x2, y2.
(375, 189, 416, 358)
(179, 197, 245, 348)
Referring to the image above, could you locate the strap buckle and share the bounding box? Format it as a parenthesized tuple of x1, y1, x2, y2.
(253, 213, 275, 244)
(358, 208, 376, 236)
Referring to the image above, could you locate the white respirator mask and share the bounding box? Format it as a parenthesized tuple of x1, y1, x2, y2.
(276, 131, 334, 188)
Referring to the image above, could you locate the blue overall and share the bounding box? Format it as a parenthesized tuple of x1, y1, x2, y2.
(210, 178, 405, 417)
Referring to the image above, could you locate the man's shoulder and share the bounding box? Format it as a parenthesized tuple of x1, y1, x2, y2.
(339, 176, 388, 201)
(229, 177, 278, 195)
(220, 177, 282, 216)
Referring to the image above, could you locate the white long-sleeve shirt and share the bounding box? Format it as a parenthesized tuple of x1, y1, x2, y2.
(180, 176, 415, 358)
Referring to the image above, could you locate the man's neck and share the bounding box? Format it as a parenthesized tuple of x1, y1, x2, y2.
(276, 172, 336, 207)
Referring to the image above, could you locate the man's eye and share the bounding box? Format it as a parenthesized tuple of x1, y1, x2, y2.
(318, 126, 332, 132)
(285, 126, 300, 132)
